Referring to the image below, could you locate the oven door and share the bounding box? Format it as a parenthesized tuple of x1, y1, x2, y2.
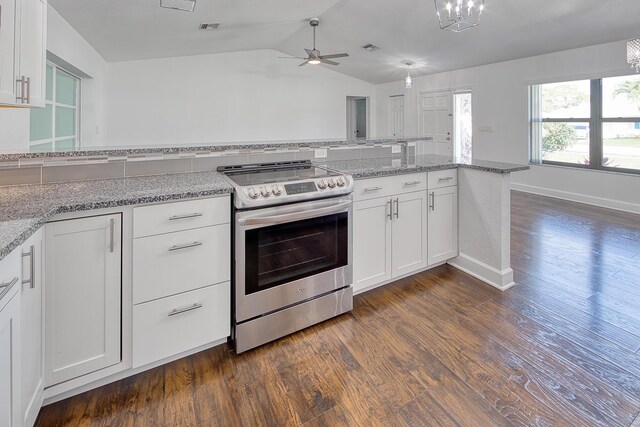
(235, 195, 352, 322)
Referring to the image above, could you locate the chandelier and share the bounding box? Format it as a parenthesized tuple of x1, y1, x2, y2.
(628, 39, 640, 73)
(434, 0, 485, 32)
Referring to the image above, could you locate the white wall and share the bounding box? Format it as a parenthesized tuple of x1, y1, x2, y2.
(376, 40, 640, 213)
(105, 49, 377, 146)
(0, 5, 108, 152)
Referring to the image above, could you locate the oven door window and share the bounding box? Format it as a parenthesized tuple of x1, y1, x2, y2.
(244, 212, 348, 295)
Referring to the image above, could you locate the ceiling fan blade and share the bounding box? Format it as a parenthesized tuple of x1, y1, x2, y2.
(298, 61, 309, 67)
(320, 59, 340, 66)
(304, 48, 318, 57)
(278, 57, 307, 59)
(318, 53, 349, 60)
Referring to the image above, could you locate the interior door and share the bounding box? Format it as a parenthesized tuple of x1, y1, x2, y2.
(389, 95, 404, 137)
(391, 191, 428, 277)
(418, 91, 453, 155)
(353, 197, 392, 292)
(428, 186, 459, 265)
(45, 214, 122, 386)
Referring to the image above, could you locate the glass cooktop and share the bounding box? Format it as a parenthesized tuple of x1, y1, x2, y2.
(220, 161, 339, 186)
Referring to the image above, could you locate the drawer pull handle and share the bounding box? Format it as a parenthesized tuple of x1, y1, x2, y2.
(21, 245, 35, 289)
(364, 187, 382, 192)
(404, 181, 421, 186)
(438, 177, 454, 182)
(0, 277, 19, 300)
(169, 241, 203, 252)
(168, 303, 203, 317)
(169, 212, 203, 221)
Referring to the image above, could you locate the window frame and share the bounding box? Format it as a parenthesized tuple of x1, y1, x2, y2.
(530, 76, 640, 175)
(29, 62, 82, 152)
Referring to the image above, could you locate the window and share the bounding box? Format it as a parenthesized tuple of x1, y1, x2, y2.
(29, 63, 80, 152)
(529, 74, 640, 173)
(454, 91, 472, 163)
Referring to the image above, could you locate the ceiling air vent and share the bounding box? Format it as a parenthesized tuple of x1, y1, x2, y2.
(362, 44, 380, 52)
(199, 23, 220, 30)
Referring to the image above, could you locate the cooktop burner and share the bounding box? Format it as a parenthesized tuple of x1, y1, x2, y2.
(218, 160, 353, 209)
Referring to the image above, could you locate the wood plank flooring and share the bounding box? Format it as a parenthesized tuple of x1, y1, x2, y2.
(35, 191, 640, 426)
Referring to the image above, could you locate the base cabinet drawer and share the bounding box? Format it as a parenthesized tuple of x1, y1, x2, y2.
(428, 169, 457, 189)
(354, 173, 426, 202)
(133, 224, 230, 304)
(132, 282, 230, 368)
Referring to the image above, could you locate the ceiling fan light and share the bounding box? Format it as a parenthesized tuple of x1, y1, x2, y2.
(308, 58, 321, 65)
(160, 0, 196, 12)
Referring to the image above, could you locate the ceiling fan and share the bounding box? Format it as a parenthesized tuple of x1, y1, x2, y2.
(280, 18, 349, 66)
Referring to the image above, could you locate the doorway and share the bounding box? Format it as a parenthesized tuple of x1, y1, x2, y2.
(454, 91, 473, 163)
(417, 90, 452, 156)
(389, 95, 404, 137)
(346, 96, 370, 140)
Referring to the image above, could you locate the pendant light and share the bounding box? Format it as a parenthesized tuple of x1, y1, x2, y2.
(628, 38, 640, 73)
(404, 62, 413, 88)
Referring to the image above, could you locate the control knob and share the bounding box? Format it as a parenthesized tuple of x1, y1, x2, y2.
(260, 186, 271, 197)
(327, 178, 337, 188)
(272, 184, 283, 196)
(336, 176, 346, 187)
(317, 179, 327, 190)
(247, 187, 259, 199)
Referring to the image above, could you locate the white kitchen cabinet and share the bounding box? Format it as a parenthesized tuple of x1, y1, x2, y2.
(45, 214, 122, 386)
(427, 169, 459, 266)
(0, 0, 46, 107)
(20, 227, 44, 427)
(391, 191, 428, 277)
(353, 197, 392, 291)
(0, 246, 22, 427)
(0, 0, 19, 104)
(353, 188, 428, 293)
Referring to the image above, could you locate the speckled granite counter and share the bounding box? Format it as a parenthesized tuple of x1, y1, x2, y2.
(318, 155, 529, 179)
(0, 171, 232, 262)
(0, 156, 528, 263)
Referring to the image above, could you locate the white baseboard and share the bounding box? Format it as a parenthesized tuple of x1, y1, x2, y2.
(511, 183, 640, 215)
(448, 253, 514, 291)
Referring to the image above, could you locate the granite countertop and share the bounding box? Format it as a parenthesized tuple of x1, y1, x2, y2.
(0, 171, 232, 262)
(0, 155, 528, 264)
(318, 155, 530, 178)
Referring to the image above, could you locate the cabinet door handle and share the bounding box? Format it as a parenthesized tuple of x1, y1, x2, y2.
(430, 192, 435, 211)
(169, 241, 203, 252)
(25, 76, 31, 104)
(109, 219, 115, 253)
(438, 176, 454, 182)
(16, 76, 26, 103)
(394, 198, 399, 219)
(404, 180, 421, 186)
(21, 245, 35, 289)
(364, 187, 382, 192)
(169, 212, 203, 220)
(386, 199, 392, 220)
(168, 303, 203, 317)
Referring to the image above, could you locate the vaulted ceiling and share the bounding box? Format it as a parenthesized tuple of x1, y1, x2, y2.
(50, 0, 640, 84)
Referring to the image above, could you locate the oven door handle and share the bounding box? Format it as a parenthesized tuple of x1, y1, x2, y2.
(238, 201, 351, 226)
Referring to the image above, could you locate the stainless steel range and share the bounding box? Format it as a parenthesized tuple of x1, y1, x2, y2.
(218, 160, 354, 353)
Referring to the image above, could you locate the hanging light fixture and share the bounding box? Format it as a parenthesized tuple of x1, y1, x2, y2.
(160, 0, 196, 12)
(434, 0, 485, 32)
(628, 38, 640, 73)
(404, 62, 413, 88)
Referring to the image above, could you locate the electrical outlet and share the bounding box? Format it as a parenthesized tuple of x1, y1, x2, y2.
(478, 125, 494, 133)
(314, 149, 328, 159)
(391, 145, 402, 154)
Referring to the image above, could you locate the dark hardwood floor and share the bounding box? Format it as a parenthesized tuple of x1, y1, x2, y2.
(36, 190, 640, 426)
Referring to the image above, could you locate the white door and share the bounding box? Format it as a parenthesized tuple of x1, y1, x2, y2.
(45, 214, 122, 386)
(391, 191, 428, 277)
(0, 0, 19, 105)
(18, 0, 46, 107)
(0, 292, 21, 427)
(389, 95, 404, 137)
(418, 91, 453, 155)
(353, 197, 392, 293)
(20, 227, 44, 427)
(428, 186, 459, 266)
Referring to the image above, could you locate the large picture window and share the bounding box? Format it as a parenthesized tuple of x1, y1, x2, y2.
(529, 74, 640, 173)
(29, 63, 81, 152)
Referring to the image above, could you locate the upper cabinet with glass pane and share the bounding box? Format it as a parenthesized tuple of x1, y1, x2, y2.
(0, 0, 47, 107)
